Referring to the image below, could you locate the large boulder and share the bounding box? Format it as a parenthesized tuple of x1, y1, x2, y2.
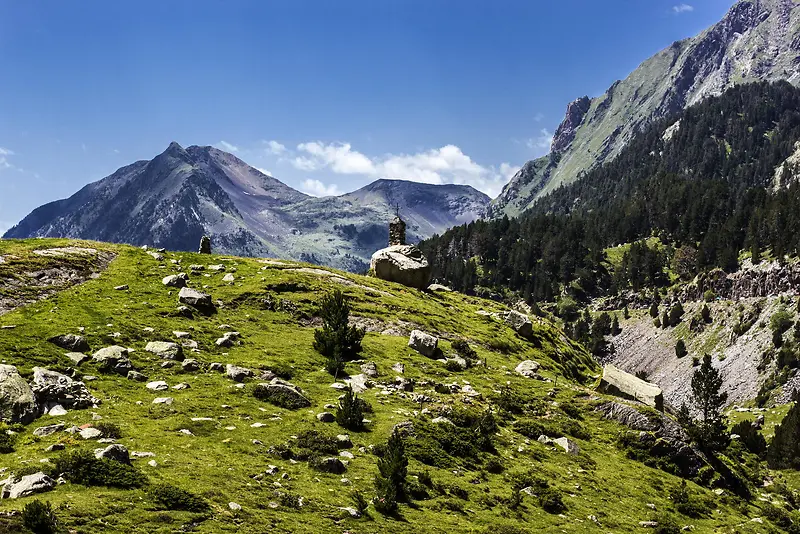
(226, 364, 253, 383)
(31, 367, 99, 410)
(408, 330, 438, 357)
(92, 346, 133, 375)
(162, 273, 188, 288)
(370, 245, 431, 289)
(504, 311, 534, 339)
(0, 365, 38, 424)
(145, 341, 184, 361)
(94, 444, 131, 465)
(1, 473, 55, 499)
(178, 287, 214, 311)
(515, 360, 541, 379)
(253, 379, 311, 409)
(48, 334, 89, 352)
(597, 365, 664, 411)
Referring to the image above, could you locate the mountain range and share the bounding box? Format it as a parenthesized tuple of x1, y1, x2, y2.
(3, 142, 489, 271)
(491, 0, 800, 217)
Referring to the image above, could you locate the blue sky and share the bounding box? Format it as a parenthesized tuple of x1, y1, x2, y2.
(0, 0, 733, 233)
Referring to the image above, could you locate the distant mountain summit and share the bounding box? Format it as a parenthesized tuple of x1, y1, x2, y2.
(492, 0, 800, 217)
(4, 143, 490, 271)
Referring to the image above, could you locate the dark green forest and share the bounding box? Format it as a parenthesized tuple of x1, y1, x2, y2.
(420, 81, 800, 303)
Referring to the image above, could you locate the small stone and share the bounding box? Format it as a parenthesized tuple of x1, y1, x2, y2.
(148, 460, 158, 467)
(317, 412, 335, 423)
(34, 423, 65, 437)
(223, 273, 235, 283)
(228, 502, 241, 511)
(226, 364, 252, 382)
(146, 381, 169, 391)
(181, 359, 200, 372)
(152, 397, 174, 405)
(172, 383, 191, 390)
(48, 405, 68, 416)
(94, 444, 131, 464)
(209, 363, 224, 372)
(114, 285, 129, 291)
(79, 427, 102, 440)
(127, 371, 147, 382)
(65, 352, 90, 365)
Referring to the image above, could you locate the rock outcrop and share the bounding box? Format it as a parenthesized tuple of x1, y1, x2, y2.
(31, 367, 99, 411)
(682, 260, 800, 301)
(0, 365, 38, 424)
(598, 364, 664, 411)
(370, 245, 431, 289)
(408, 330, 438, 357)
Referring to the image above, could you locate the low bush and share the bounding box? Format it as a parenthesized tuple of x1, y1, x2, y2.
(0, 424, 16, 454)
(252, 384, 310, 410)
(148, 483, 209, 512)
(52, 450, 146, 488)
(295, 430, 339, 459)
(22, 500, 60, 534)
(94, 422, 122, 439)
(336, 387, 364, 431)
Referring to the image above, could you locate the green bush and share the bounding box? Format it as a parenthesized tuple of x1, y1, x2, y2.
(675, 340, 687, 358)
(252, 383, 310, 410)
(295, 430, 339, 459)
(374, 429, 409, 515)
(52, 450, 146, 488)
(670, 480, 711, 518)
(148, 483, 209, 512)
(730, 420, 766, 456)
(538, 486, 566, 514)
(336, 386, 364, 431)
(0, 424, 16, 454)
(22, 500, 60, 534)
(653, 513, 681, 534)
(349, 490, 369, 514)
(313, 290, 365, 376)
(451, 339, 477, 361)
(94, 422, 122, 439)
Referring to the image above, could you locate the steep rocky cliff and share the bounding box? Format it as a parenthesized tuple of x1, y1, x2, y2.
(492, 0, 800, 217)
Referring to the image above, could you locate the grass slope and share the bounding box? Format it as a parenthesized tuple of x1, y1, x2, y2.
(0, 238, 785, 533)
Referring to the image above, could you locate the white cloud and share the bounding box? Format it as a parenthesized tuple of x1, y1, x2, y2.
(0, 148, 14, 156)
(289, 140, 517, 197)
(672, 4, 694, 14)
(264, 140, 287, 156)
(301, 179, 342, 197)
(527, 128, 554, 156)
(219, 140, 239, 153)
(255, 167, 272, 176)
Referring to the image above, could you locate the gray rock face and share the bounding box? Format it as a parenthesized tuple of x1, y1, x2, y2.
(94, 444, 131, 465)
(0, 364, 38, 424)
(504, 311, 534, 339)
(31, 367, 99, 410)
(598, 364, 664, 411)
(2, 473, 55, 499)
(178, 287, 214, 310)
(48, 333, 90, 352)
(371, 245, 431, 289)
(92, 346, 133, 375)
(491, 0, 800, 217)
(682, 261, 800, 301)
(408, 330, 438, 357)
(145, 341, 184, 361)
(515, 360, 541, 379)
(4, 143, 489, 273)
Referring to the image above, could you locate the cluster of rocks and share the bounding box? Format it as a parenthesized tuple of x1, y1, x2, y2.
(682, 260, 800, 301)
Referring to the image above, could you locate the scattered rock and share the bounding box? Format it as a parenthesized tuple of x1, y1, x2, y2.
(345, 374, 371, 393)
(0, 365, 38, 424)
(427, 283, 452, 292)
(146, 381, 170, 393)
(515, 360, 541, 379)
(162, 273, 188, 288)
(208, 264, 226, 272)
(226, 364, 253, 382)
(339, 506, 361, 518)
(317, 412, 335, 423)
(315, 457, 346, 474)
(392, 363, 405, 374)
(31, 367, 99, 410)
(504, 310, 534, 339)
(65, 352, 89, 365)
(216, 332, 240, 348)
(223, 273, 235, 283)
(79, 427, 102, 440)
(1, 473, 55, 499)
(48, 405, 68, 416)
(94, 444, 131, 464)
(127, 371, 147, 382)
(598, 364, 664, 411)
(178, 287, 214, 311)
(336, 434, 353, 449)
(92, 346, 133, 375)
(33, 423, 65, 437)
(152, 397, 174, 405)
(114, 285, 129, 291)
(360, 361, 378, 378)
(181, 359, 200, 372)
(228, 502, 241, 512)
(209, 363, 224, 373)
(48, 334, 90, 352)
(145, 341, 184, 361)
(408, 330, 438, 357)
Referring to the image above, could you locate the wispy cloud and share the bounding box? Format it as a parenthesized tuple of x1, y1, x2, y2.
(255, 167, 272, 176)
(264, 140, 287, 156)
(0, 148, 14, 156)
(301, 179, 341, 197)
(287, 141, 517, 198)
(672, 4, 694, 14)
(219, 140, 239, 153)
(0, 147, 15, 170)
(526, 128, 554, 156)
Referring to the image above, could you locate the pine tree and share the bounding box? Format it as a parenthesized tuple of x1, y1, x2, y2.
(374, 429, 408, 514)
(313, 290, 365, 376)
(675, 340, 687, 358)
(623, 306, 630, 320)
(668, 302, 685, 327)
(767, 391, 800, 469)
(649, 302, 659, 318)
(683, 354, 729, 451)
(700, 304, 711, 323)
(611, 315, 621, 335)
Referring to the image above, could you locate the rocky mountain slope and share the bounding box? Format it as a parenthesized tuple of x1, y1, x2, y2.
(3, 143, 490, 272)
(0, 237, 793, 533)
(492, 0, 800, 217)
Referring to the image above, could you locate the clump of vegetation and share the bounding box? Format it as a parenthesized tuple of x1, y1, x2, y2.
(771, 308, 793, 347)
(52, 450, 146, 488)
(148, 483, 209, 512)
(94, 422, 122, 439)
(252, 383, 310, 410)
(730, 420, 766, 457)
(510, 470, 566, 514)
(336, 386, 365, 431)
(451, 339, 477, 362)
(313, 289, 365, 376)
(295, 430, 339, 460)
(349, 490, 369, 516)
(22, 500, 60, 534)
(670, 480, 711, 518)
(675, 339, 687, 358)
(768, 391, 800, 469)
(374, 429, 408, 515)
(0, 424, 17, 454)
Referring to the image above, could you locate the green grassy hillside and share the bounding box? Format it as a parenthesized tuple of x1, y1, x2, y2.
(0, 239, 790, 533)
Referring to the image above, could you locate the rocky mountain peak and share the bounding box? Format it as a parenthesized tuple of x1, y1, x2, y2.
(551, 96, 591, 154)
